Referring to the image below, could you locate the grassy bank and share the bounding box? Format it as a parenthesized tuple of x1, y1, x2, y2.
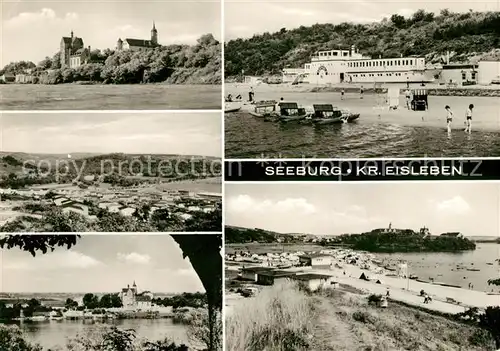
(226, 281, 495, 351)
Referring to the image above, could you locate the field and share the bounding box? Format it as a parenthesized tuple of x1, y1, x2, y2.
(226, 281, 496, 351)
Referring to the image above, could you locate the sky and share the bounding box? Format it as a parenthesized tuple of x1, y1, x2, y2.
(0, 112, 221, 157)
(225, 0, 500, 39)
(226, 183, 500, 237)
(0, 234, 219, 293)
(0, 0, 221, 66)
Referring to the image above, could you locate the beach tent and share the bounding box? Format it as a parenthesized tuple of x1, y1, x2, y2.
(387, 87, 400, 109)
(376, 280, 382, 284)
(359, 273, 370, 281)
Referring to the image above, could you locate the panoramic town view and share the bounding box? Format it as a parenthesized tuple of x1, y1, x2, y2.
(225, 182, 500, 350)
(0, 1, 222, 109)
(0, 234, 222, 351)
(224, 1, 500, 157)
(0, 113, 222, 232)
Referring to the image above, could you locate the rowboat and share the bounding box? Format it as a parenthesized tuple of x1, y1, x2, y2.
(308, 104, 360, 124)
(225, 101, 242, 113)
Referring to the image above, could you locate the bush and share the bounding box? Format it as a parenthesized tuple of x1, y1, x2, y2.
(225, 281, 314, 351)
(0, 325, 42, 351)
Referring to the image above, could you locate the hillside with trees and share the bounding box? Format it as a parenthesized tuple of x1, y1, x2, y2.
(225, 10, 500, 77)
(326, 229, 477, 253)
(0, 34, 220, 85)
(225, 226, 302, 244)
(0, 153, 221, 189)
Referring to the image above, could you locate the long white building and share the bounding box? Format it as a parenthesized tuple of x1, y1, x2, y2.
(283, 45, 434, 85)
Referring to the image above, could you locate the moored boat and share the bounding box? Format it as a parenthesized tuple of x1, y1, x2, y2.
(225, 101, 242, 113)
(277, 102, 308, 122)
(308, 104, 360, 124)
(249, 102, 278, 118)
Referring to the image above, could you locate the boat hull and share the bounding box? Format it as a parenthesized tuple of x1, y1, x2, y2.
(313, 114, 360, 125)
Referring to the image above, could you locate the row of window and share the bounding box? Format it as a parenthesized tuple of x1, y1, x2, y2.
(462, 72, 476, 80)
(348, 72, 418, 78)
(348, 59, 416, 68)
(318, 51, 349, 57)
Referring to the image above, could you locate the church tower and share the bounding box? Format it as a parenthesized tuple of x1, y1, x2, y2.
(151, 21, 158, 45)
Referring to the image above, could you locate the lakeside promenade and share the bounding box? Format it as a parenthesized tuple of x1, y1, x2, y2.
(321, 265, 500, 313)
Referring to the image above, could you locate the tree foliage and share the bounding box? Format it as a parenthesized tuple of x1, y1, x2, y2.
(225, 10, 500, 76)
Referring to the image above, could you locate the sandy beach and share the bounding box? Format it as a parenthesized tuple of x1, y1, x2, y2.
(226, 82, 500, 132)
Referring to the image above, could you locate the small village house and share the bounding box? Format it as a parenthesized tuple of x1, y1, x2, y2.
(0, 73, 15, 83)
(298, 253, 333, 268)
(439, 63, 478, 86)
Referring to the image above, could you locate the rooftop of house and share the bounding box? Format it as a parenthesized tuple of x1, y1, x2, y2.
(257, 270, 296, 277)
(241, 266, 275, 273)
(293, 274, 334, 281)
(298, 253, 332, 259)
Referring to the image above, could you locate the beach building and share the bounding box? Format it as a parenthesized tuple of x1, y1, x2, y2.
(293, 273, 338, 292)
(298, 253, 332, 268)
(439, 63, 478, 86)
(282, 68, 307, 84)
(256, 270, 296, 285)
(296, 45, 432, 85)
(478, 60, 500, 85)
(244, 76, 263, 85)
(240, 266, 275, 281)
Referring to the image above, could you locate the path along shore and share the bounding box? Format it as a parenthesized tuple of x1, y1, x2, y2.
(226, 264, 500, 316)
(316, 265, 500, 314)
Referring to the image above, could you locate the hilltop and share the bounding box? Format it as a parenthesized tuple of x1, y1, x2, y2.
(0, 34, 221, 85)
(225, 10, 500, 77)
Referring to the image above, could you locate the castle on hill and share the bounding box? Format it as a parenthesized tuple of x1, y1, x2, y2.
(59, 22, 159, 69)
(119, 281, 154, 310)
(60, 30, 91, 69)
(117, 22, 159, 51)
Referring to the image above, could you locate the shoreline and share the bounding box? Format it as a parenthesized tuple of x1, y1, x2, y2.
(225, 245, 500, 315)
(225, 81, 500, 97)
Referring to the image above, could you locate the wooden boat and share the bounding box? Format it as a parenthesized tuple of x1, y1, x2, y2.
(409, 274, 418, 280)
(309, 104, 360, 124)
(249, 102, 278, 118)
(225, 102, 242, 113)
(277, 102, 308, 122)
(467, 268, 480, 272)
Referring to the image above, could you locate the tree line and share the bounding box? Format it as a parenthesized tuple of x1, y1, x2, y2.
(0, 34, 221, 85)
(225, 9, 500, 77)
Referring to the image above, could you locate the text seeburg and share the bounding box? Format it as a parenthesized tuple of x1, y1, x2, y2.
(264, 164, 467, 177)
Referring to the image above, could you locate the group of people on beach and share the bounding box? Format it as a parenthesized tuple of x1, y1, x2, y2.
(445, 104, 474, 134)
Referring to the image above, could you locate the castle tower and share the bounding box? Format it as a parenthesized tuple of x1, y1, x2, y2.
(151, 21, 158, 45)
(117, 38, 123, 51)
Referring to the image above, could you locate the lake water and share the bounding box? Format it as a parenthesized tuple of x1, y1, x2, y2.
(225, 94, 500, 158)
(376, 243, 500, 292)
(0, 84, 221, 110)
(3, 318, 190, 350)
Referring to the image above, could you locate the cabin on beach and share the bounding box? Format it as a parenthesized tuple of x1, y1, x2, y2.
(256, 270, 296, 286)
(240, 266, 275, 282)
(298, 253, 332, 268)
(439, 63, 478, 86)
(293, 273, 338, 292)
